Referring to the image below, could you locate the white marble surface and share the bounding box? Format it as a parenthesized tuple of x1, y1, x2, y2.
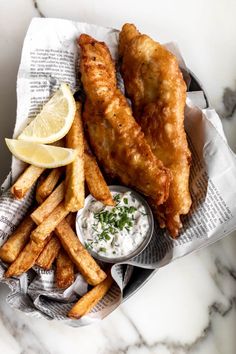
(0, 1, 236, 353)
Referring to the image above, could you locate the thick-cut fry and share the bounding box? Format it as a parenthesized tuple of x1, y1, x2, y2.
(36, 168, 63, 202)
(55, 219, 106, 285)
(31, 181, 65, 224)
(5, 235, 51, 277)
(36, 236, 61, 269)
(84, 139, 114, 206)
(68, 274, 113, 319)
(65, 102, 85, 212)
(0, 215, 35, 263)
(52, 139, 65, 148)
(11, 165, 44, 199)
(66, 213, 76, 230)
(56, 249, 74, 288)
(35, 174, 47, 204)
(31, 202, 69, 244)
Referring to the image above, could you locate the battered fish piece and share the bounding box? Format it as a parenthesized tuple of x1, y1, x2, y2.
(119, 24, 192, 237)
(78, 34, 170, 205)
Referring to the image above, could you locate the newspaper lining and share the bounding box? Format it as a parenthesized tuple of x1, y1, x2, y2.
(0, 18, 236, 327)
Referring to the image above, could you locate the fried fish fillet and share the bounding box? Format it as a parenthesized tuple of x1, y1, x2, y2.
(78, 34, 170, 205)
(119, 24, 192, 237)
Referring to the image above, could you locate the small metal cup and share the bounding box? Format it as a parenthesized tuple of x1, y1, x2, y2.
(76, 185, 154, 263)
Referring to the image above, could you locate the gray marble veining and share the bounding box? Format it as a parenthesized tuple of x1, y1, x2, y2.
(32, 0, 45, 18)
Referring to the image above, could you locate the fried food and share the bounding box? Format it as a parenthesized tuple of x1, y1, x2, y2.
(78, 34, 170, 206)
(55, 218, 106, 286)
(68, 273, 113, 318)
(36, 235, 61, 269)
(56, 249, 74, 288)
(5, 235, 52, 277)
(84, 138, 114, 206)
(35, 174, 47, 204)
(36, 168, 63, 203)
(31, 181, 65, 224)
(11, 165, 44, 199)
(119, 24, 192, 237)
(31, 202, 69, 244)
(0, 215, 35, 263)
(66, 213, 76, 230)
(65, 102, 85, 212)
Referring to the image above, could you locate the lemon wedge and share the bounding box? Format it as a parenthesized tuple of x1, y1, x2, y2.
(18, 83, 76, 144)
(6, 139, 76, 168)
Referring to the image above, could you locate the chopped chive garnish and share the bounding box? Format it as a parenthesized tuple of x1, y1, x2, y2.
(114, 194, 121, 203)
(85, 242, 92, 250)
(85, 193, 147, 254)
(128, 206, 137, 213)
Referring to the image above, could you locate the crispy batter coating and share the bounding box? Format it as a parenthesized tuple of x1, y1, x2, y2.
(78, 34, 170, 205)
(119, 24, 192, 237)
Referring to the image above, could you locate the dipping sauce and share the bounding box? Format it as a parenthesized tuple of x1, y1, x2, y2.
(79, 191, 150, 259)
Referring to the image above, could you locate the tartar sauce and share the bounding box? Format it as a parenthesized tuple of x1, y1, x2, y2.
(80, 191, 150, 258)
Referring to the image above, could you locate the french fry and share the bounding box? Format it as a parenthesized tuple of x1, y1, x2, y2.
(31, 203, 69, 244)
(84, 139, 114, 206)
(68, 274, 113, 319)
(35, 174, 47, 204)
(56, 249, 74, 288)
(31, 181, 65, 224)
(0, 215, 35, 263)
(11, 165, 44, 199)
(55, 218, 106, 285)
(65, 102, 85, 212)
(52, 139, 65, 148)
(5, 235, 52, 278)
(36, 168, 63, 202)
(66, 213, 76, 230)
(36, 235, 61, 269)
